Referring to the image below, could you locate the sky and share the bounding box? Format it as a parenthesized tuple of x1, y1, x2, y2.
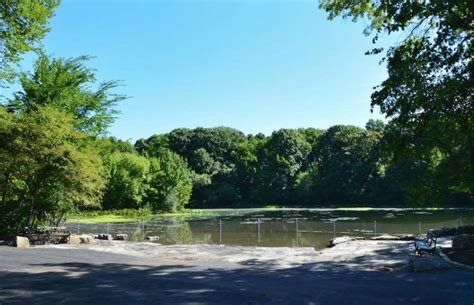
(13, 0, 391, 141)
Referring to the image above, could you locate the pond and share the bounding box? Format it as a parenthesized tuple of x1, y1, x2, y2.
(66, 208, 474, 249)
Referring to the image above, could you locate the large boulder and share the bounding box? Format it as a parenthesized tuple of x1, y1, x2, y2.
(68, 234, 81, 244)
(96, 234, 112, 241)
(15, 236, 30, 248)
(452, 234, 474, 249)
(115, 234, 128, 241)
(79, 234, 95, 244)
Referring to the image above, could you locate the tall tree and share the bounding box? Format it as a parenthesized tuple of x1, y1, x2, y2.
(0, 106, 104, 234)
(320, 0, 474, 199)
(102, 152, 150, 210)
(6, 53, 126, 135)
(0, 0, 59, 83)
(145, 150, 193, 212)
(308, 125, 382, 204)
(260, 129, 312, 204)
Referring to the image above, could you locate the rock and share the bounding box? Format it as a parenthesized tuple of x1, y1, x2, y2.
(115, 234, 128, 241)
(452, 234, 474, 249)
(371, 234, 399, 240)
(96, 234, 112, 241)
(457, 226, 474, 235)
(328, 236, 362, 247)
(68, 234, 81, 244)
(146, 236, 159, 241)
(397, 234, 416, 241)
(79, 234, 95, 244)
(15, 236, 30, 248)
(407, 255, 451, 272)
(370, 234, 415, 241)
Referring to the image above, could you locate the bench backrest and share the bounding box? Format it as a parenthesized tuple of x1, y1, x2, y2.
(426, 231, 437, 247)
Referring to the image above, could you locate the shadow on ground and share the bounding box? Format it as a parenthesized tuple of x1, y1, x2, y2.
(1, 255, 473, 305)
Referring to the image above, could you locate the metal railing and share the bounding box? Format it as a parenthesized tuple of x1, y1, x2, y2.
(65, 216, 472, 247)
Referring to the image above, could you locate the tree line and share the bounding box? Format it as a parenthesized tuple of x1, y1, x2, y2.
(134, 120, 472, 209)
(0, 0, 472, 235)
(3, 52, 471, 235)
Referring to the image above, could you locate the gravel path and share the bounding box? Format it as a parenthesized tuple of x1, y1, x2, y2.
(1, 240, 473, 305)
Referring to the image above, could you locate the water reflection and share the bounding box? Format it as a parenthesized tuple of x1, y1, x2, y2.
(68, 208, 474, 249)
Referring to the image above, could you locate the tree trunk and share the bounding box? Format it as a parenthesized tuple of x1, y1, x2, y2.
(27, 196, 36, 228)
(0, 172, 11, 207)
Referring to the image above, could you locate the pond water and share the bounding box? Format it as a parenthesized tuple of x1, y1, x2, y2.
(66, 208, 474, 249)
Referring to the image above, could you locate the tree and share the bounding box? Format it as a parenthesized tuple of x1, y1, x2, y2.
(234, 135, 268, 205)
(135, 134, 170, 156)
(5, 53, 126, 135)
(376, 120, 468, 206)
(365, 119, 385, 133)
(145, 150, 193, 212)
(320, 0, 474, 199)
(260, 129, 312, 204)
(190, 148, 221, 175)
(102, 152, 150, 210)
(166, 127, 245, 164)
(0, 0, 59, 83)
(138, 127, 246, 208)
(0, 106, 104, 234)
(97, 137, 137, 156)
(308, 125, 382, 204)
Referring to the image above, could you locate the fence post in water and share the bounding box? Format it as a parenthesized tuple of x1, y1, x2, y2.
(219, 219, 222, 244)
(458, 216, 462, 227)
(141, 221, 145, 241)
(333, 220, 336, 238)
(374, 220, 377, 236)
(77, 218, 80, 235)
(257, 218, 261, 243)
(106, 223, 109, 235)
(418, 222, 421, 235)
(295, 218, 299, 247)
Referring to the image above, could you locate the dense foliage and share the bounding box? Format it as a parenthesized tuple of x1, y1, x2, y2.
(0, 54, 192, 234)
(0, 0, 59, 83)
(134, 123, 472, 208)
(0, 0, 471, 235)
(0, 106, 104, 233)
(319, 0, 474, 199)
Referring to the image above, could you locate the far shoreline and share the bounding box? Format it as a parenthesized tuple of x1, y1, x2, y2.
(66, 206, 474, 224)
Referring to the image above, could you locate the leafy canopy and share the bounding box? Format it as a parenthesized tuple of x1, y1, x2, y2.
(0, 105, 104, 234)
(0, 0, 59, 83)
(320, 0, 474, 196)
(6, 53, 126, 135)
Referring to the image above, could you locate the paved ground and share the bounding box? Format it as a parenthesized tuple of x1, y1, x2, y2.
(0, 241, 473, 305)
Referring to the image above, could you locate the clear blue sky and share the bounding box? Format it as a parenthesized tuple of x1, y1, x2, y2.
(24, 0, 390, 141)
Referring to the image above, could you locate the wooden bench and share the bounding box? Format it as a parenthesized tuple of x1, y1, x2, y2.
(414, 231, 437, 257)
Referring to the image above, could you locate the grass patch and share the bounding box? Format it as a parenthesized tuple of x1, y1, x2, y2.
(67, 208, 218, 224)
(156, 209, 218, 217)
(261, 205, 282, 210)
(69, 215, 141, 224)
(334, 207, 375, 211)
